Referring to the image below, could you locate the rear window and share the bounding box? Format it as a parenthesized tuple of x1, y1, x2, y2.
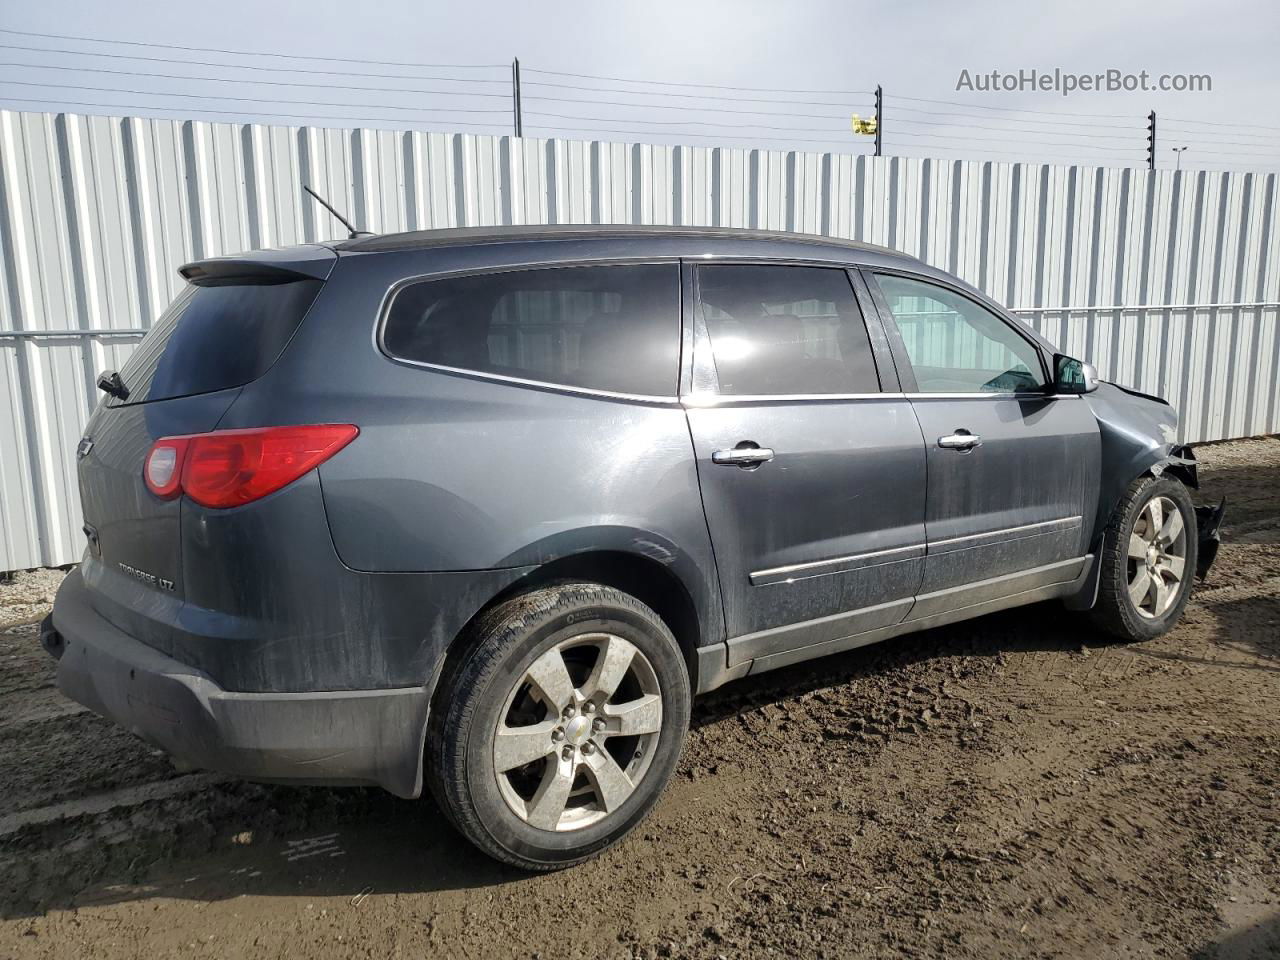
(112, 278, 323, 404)
(381, 263, 681, 397)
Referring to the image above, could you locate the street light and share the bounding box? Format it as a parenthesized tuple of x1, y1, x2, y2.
(1171, 146, 1188, 171)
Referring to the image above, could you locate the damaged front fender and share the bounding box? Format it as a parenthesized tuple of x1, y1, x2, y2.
(1066, 383, 1225, 611)
(1084, 382, 1186, 546)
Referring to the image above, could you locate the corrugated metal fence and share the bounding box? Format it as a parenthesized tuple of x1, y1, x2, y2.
(1, 109, 1277, 572)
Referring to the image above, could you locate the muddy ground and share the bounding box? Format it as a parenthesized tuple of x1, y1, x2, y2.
(1, 438, 1276, 959)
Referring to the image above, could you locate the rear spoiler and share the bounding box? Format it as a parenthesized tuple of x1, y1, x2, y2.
(179, 246, 336, 285)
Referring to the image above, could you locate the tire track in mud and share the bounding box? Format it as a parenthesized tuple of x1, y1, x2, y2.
(0, 774, 226, 837)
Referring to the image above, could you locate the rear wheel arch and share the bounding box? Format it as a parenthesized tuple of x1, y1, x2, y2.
(428, 550, 705, 711)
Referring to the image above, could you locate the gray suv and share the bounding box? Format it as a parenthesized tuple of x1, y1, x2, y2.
(43, 225, 1222, 870)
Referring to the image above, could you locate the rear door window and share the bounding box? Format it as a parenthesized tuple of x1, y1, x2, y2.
(381, 263, 681, 397)
(114, 278, 323, 405)
(695, 264, 880, 396)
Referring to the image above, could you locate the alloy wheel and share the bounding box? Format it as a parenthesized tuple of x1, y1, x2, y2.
(492, 634, 663, 832)
(1126, 495, 1188, 619)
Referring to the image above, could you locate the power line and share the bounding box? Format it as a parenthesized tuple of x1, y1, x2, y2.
(0, 61, 514, 98)
(521, 80, 870, 109)
(0, 61, 872, 120)
(526, 110, 855, 136)
(887, 93, 1134, 120)
(523, 66, 869, 96)
(0, 96, 511, 128)
(0, 78, 512, 114)
(889, 130, 1139, 153)
(0, 27, 507, 69)
(1171, 148, 1280, 160)
(889, 116, 1140, 143)
(0, 42, 509, 83)
(1164, 142, 1280, 154)
(1161, 125, 1280, 145)
(1165, 115, 1280, 133)
(891, 103, 1140, 131)
(520, 93, 859, 121)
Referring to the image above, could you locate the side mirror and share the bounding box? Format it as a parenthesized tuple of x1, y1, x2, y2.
(1053, 354, 1099, 395)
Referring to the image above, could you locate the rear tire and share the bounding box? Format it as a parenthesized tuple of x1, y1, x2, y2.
(425, 582, 690, 871)
(1090, 475, 1198, 642)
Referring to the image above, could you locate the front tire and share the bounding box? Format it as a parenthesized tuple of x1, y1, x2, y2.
(425, 582, 690, 871)
(1090, 475, 1198, 641)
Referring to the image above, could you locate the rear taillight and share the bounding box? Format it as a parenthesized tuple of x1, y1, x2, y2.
(143, 424, 358, 508)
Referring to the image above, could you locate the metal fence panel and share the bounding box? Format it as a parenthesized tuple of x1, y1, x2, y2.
(1, 109, 1277, 572)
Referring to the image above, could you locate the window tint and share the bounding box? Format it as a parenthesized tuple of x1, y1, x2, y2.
(696, 265, 879, 396)
(873, 275, 1045, 394)
(382, 264, 680, 396)
(114, 277, 323, 405)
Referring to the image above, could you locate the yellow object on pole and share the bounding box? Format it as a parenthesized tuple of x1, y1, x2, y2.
(851, 114, 878, 136)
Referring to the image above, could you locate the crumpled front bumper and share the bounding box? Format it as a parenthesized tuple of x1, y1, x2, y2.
(45, 569, 430, 798)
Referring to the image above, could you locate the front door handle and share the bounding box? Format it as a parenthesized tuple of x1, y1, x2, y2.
(937, 432, 981, 451)
(712, 443, 775, 467)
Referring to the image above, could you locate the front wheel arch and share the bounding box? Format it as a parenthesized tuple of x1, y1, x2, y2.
(1067, 456, 1199, 612)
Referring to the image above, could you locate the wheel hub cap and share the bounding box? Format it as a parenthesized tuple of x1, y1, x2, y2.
(564, 714, 592, 745)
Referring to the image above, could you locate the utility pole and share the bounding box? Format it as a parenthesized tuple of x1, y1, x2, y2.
(874, 85, 883, 157)
(512, 58, 523, 138)
(1146, 110, 1156, 170)
(1172, 146, 1188, 171)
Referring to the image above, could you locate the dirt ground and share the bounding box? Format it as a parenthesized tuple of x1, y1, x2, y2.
(1, 438, 1276, 960)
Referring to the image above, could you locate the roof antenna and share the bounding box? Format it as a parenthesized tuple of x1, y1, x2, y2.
(303, 184, 371, 240)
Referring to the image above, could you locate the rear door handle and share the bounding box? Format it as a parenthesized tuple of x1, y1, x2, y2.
(712, 444, 775, 467)
(937, 432, 981, 451)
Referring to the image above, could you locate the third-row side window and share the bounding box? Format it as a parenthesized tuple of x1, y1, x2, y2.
(696, 265, 880, 396)
(382, 263, 681, 396)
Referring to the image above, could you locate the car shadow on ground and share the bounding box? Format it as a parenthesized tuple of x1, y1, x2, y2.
(1191, 910, 1280, 960)
(3, 582, 1272, 920)
(0, 601, 1110, 918)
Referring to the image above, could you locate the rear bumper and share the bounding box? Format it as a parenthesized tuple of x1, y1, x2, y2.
(49, 569, 429, 798)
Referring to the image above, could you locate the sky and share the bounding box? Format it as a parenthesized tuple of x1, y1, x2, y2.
(0, 0, 1277, 171)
